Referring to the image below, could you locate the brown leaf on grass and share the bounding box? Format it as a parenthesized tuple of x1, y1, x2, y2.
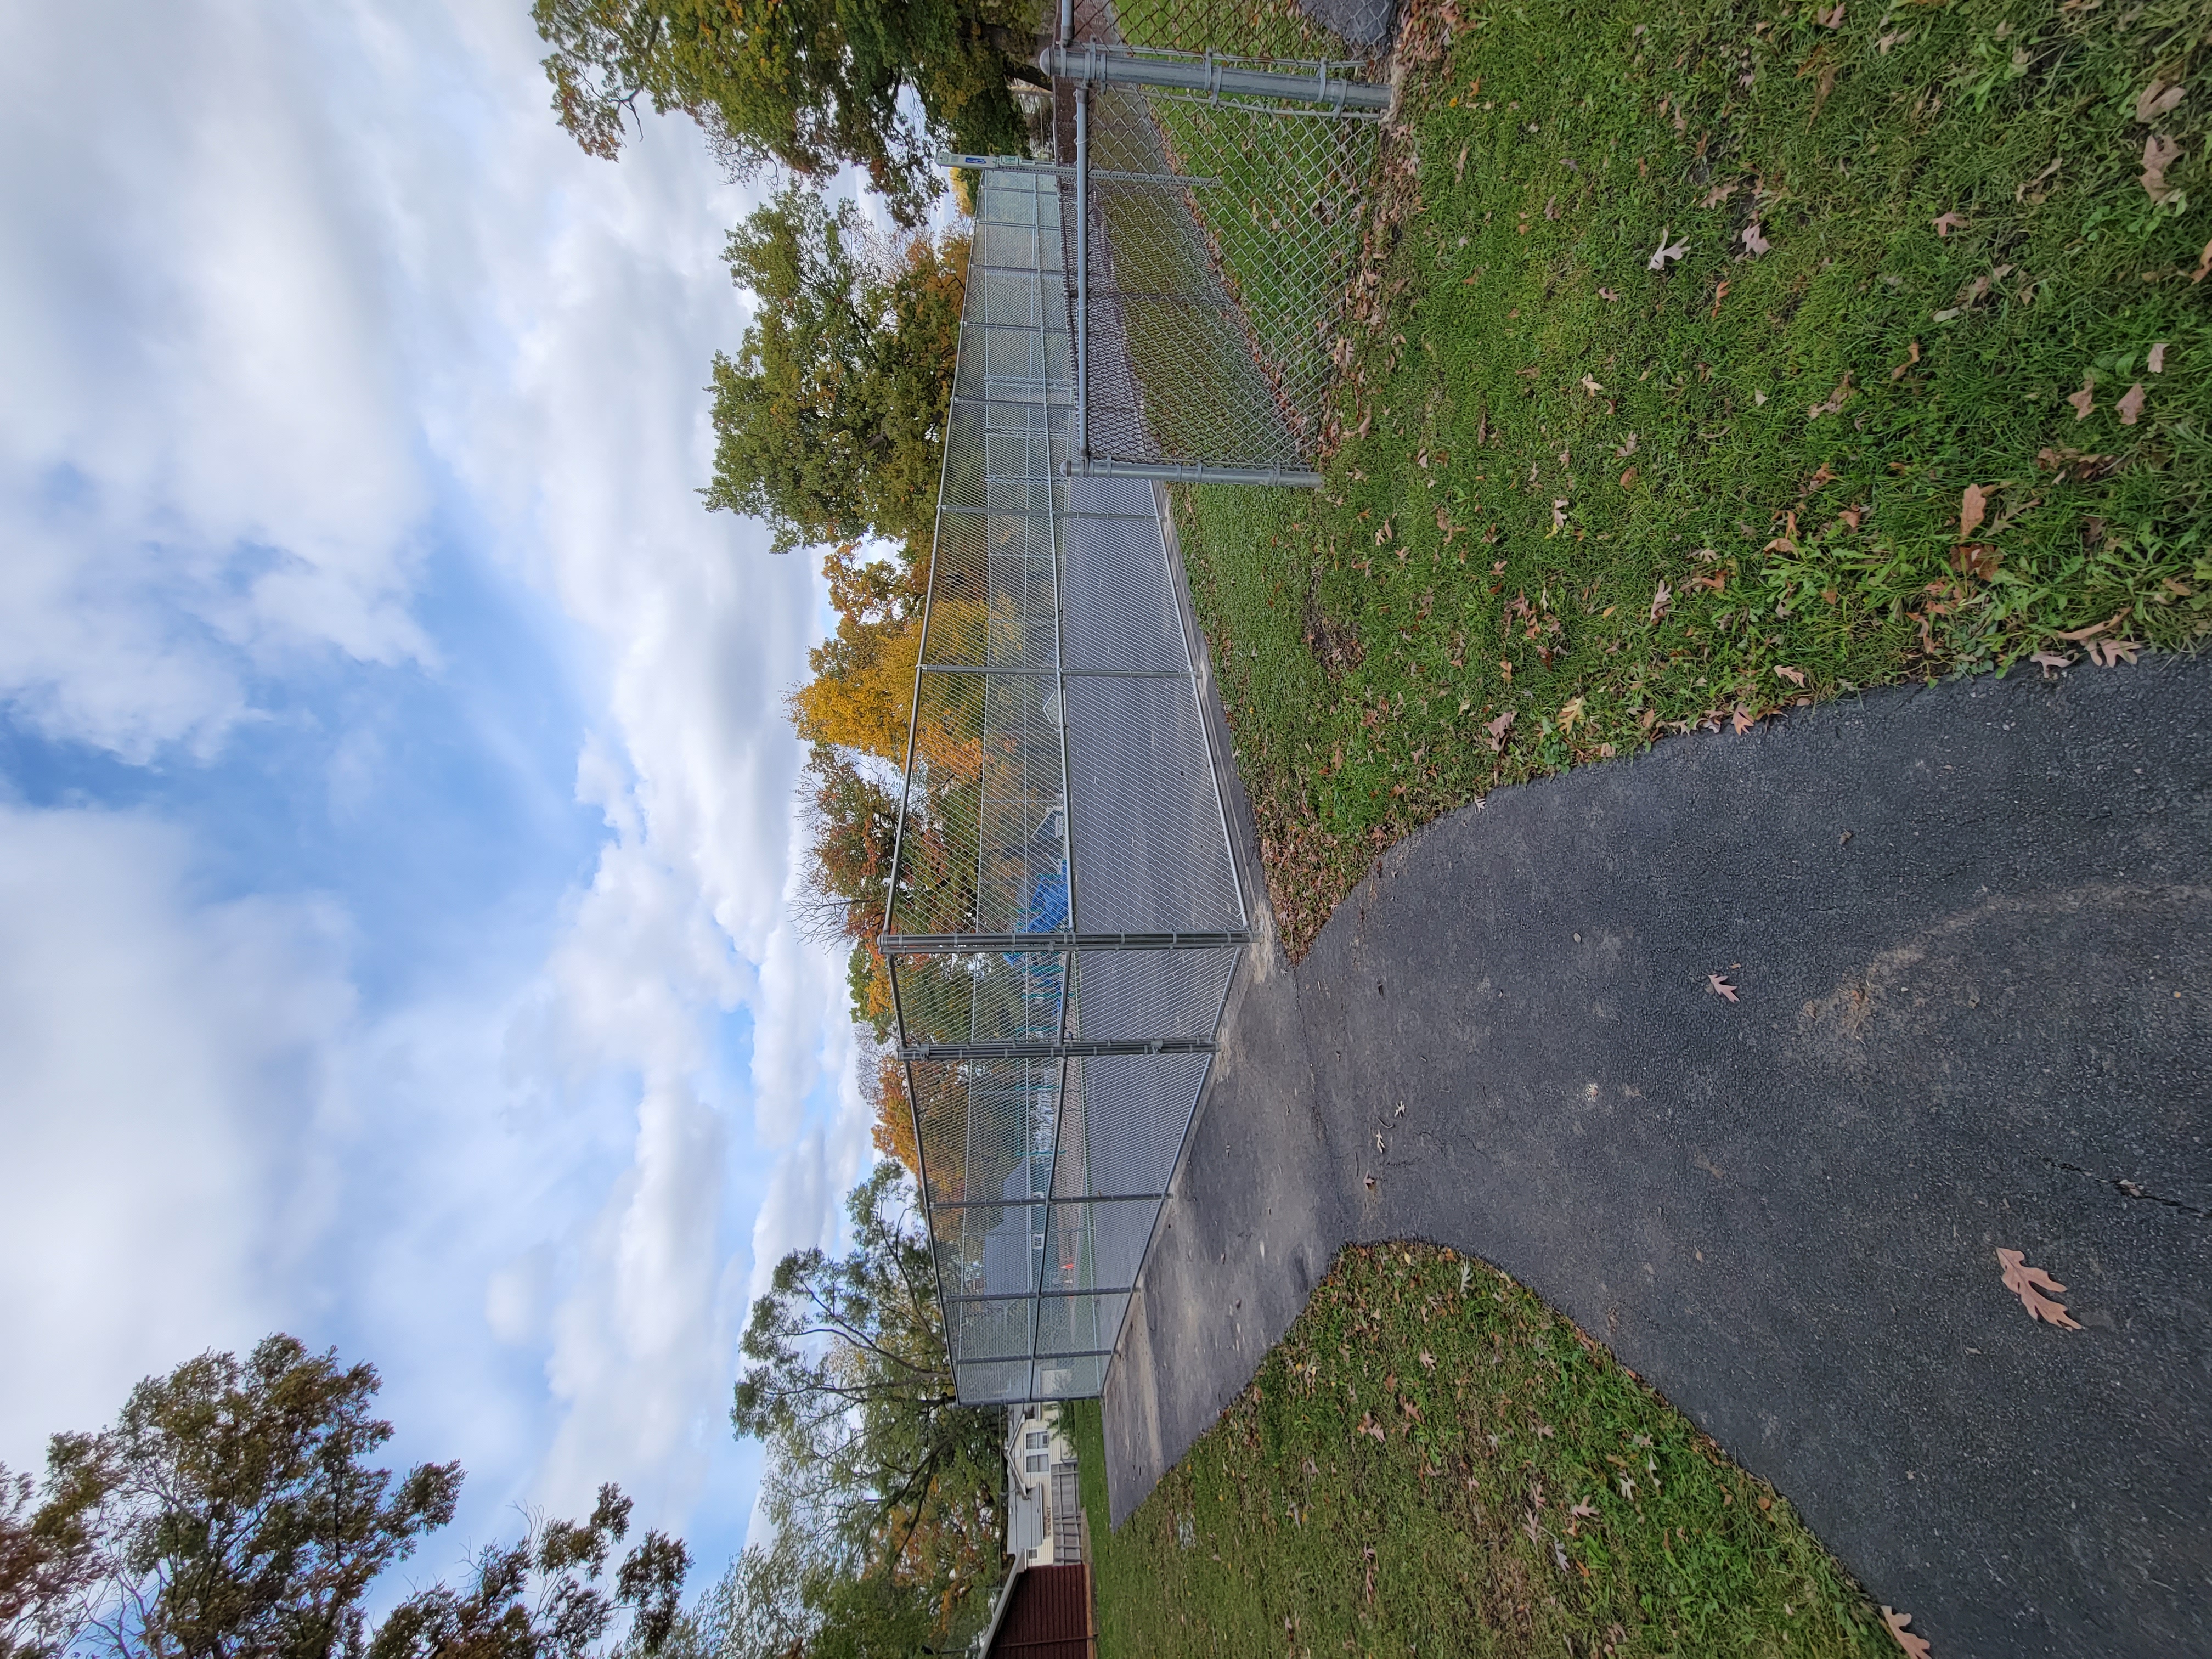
(1997, 1248, 2083, 1329)
(1891, 339, 1922, 380)
(2148, 342, 2167, 373)
(1838, 504, 1866, 531)
(1599, 285, 1621, 301)
(1711, 277, 1731, 318)
(2141, 134, 2183, 205)
(1931, 210, 1967, 237)
(1808, 372, 1854, 419)
(2194, 240, 2212, 283)
(1763, 510, 1801, 554)
(2017, 156, 2061, 204)
(1551, 498, 1570, 532)
(1558, 696, 1587, 732)
(1649, 579, 1673, 623)
(1647, 229, 1688, 269)
(1877, 29, 1904, 52)
(1615, 432, 1639, 460)
(1816, 2, 1845, 24)
(1455, 142, 1468, 183)
(1775, 665, 1808, 687)
(1951, 543, 2002, 580)
(1742, 222, 1770, 256)
(1485, 709, 1515, 751)
(1882, 1607, 1933, 1658)
(1356, 1411, 1387, 1441)
(1709, 973, 1740, 1001)
(1701, 180, 1739, 208)
(1581, 374, 1605, 394)
(2067, 375, 2096, 420)
(1731, 707, 1756, 735)
(1620, 465, 1640, 488)
(1958, 483, 1988, 539)
(2117, 382, 2147, 425)
(2136, 77, 2186, 123)
(1687, 572, 1727, 592)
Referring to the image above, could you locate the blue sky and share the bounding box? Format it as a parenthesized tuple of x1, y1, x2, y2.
(0, 0, 885, 1590)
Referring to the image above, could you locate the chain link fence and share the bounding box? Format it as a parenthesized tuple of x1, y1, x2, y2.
(885, 165, 1250, 1406)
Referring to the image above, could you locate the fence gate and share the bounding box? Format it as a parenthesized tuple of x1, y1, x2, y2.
(888, 8, 1391, 1407)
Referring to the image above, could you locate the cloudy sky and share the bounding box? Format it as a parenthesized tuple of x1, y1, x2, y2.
(0, 0, 885, 1585)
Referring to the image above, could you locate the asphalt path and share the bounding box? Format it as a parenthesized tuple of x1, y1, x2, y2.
(1099, 655, 2211, 1659)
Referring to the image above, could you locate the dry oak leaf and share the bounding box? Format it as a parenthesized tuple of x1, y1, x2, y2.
(1817, 1, 1845, 24)
(1581, 374, 1605, 394)
(1558, 696, 1587, 732)
(2089, 637, 2141, 667)
(1647, 228, 1688, 269)
(1598, 285, 1621, 301)
(1731, 707, 1756, 735)
(1997, 1247, 2083, 1329)
(2194, 239, 2212, 283)
(2141, 134, 2183, 205)
(1882, 1606, 1933, 1658)
(2117, 382, 2147, 426)
(1701, 180, 1739, 208)
(1951, 543, 2002, 581)
(2136, 77, 2185, 123)
(1891, 339, 1922, 380)
(2067, 374, 2096, 420)
(1620, 465, 1640, 488)
(1649, 578, 1673, 623)
(2030, 649, 2074, 676)
(1931, 210, 1967, 237)
(1709, 973, 1740, 1001)
(2148, 342, 2168, 373)
(1958, 482, 1988, 540)
(1742, 221, 1770, 256)
(1808, 373, 1854, 419)
(1775, 665, 1808, 687)
(1485, 709, 1516, 751)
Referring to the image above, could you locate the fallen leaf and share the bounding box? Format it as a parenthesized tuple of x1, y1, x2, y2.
(1649, 579, 1672, 623)
(1701, 181, 1739, 208)
(1808, 372, 1854, 419)
(1620, 465, 1640, 488)
(1816, 2, 1844, 24)
(1876, 28, 1903, 52)
(1614, 432, 1639, 460)
(1569, 1498, 1598, 1519)
(1958, 483, 1988, 540)
(1598, 286, 1621, 301)
(2055, 612, 2123, 642)
(2148, 342, 2167, 373)
(1419, 1350, 1435, 1369)
(1775, 665, 1807, 687)
(1763, 509, 1801, 554)
(1951, 543, 2002, 580)
(1709, 973, 1740, 1001)
(2194, 240, 2212, 283)
(1882, 1607, 1933, 1658)
(1838, 504, 1865, 530)
(1742, 221, 1770, 256)
(2029, 649, 2073, 676)
(1996, 1248, 2082, 1329)
(1891, 339, 1922, 380)
(1485, 709, 1515, 751)
(2067, 375, 2095, 421)
(1545, 194, 1561, 220)
(1581, 374, 1605, 394)
(1647, 229, 1688, 270)
(2141, 134, 2182, 205)
(2117, 382, 2147, 425)
(1558, 696, 1586, 732)
(2089, 637, 2140, 667)
(1931, 210, 1967, 237)
(1710, 277, 1731, 318)
(1753, 390, 1768, 406)
(2136, 77, 2185, 124)
(2017, 156, 2061, 204)
(1931, 307, 1962, 323)
(1618, 1475, 1637, 1499)
(1551, 498, 1570, 532)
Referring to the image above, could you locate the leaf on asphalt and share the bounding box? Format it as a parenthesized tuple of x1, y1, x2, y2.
(1581, 374, 1605, 394)
(1807, 373, 1854, 419)
(1709, 973, 1740, 1001)
(2141, 134, 2183, 205)
(2088, 637, 2140, 667)
(1701, 180, 1739, 208)
(2136, 76, 2185, 123)
(1775, 665, 1807, 687)
(1996, 1248, 2082, 1329)
(2148, 342, 2167, 374)
(1882, 1607, 1933, 1658)
(1649, 579, 1673, 623)
(1731, 707, 1756, 735)
(2067, 374, 2096, 421)
(1891, 339, 1922, 380)
(2117, 382, 2147, 425)
(1742, 221, 1770, 256)
(1931, 210, 1967, 237)
(2029, 649, 2074, 676)
(1485, 709, 1515, 751)
(1958, 483, 1988, 540)
(1647, 229, 1688, 270)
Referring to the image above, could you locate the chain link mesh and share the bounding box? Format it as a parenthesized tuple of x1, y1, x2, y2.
(885, 166, 1249, 1404)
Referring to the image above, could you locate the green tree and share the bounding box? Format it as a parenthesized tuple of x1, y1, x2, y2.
(49, 1335, 463, 1659)
(531, 0, 1043, 225)
(730, 1166, 1001, 1636)
(702, 187, 968, 557)
(369, 1485, 688, 1659)
(1, 1462, 100, 1659)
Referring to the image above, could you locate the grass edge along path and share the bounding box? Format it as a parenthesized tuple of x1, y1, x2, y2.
(1171, 0, 2212, 957)
(1066, 1242, 1910, 1659)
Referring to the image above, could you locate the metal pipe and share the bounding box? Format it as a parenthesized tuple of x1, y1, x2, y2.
(901, 1037, 1216, 1061)
(1039, 42, 1391, 111)
(1073, 91, 1088, 461)
(879, 929, 1254, 953)
(938, 151, 1216, 188)
(1063, 456, 1324, 487)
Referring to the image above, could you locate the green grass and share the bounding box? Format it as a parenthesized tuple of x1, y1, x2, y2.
(1065, 1242, 1900, 1658)
(1163, 0, 2212, 953)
